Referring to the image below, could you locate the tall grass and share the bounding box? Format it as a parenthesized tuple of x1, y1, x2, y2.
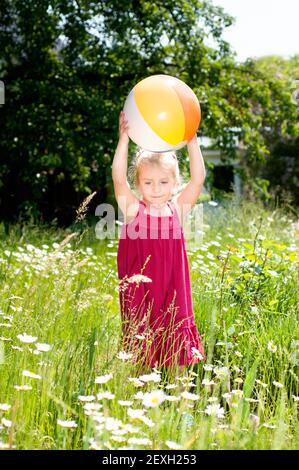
(0, 195, 298, 450)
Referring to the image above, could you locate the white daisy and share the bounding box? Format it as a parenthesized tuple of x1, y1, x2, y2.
(117, 351, 133, 361)
(127, 437, 152, 445)
(17, 333, 37, 344)
(165, 440, 183, 450)
(95, 373, 113, 384)
(118, 400, 134, 406)
(180, 391, 199, 401)
(267, 341, 277, 353)
(205, 403, 225, 419)
(57, 419, 77, 428)
(127, 408, 145, 419)
(273, 381, 283, 388)
(142, 390, 166, 408)
(78, 395, 95, 402)
(35, 343, 52, 352)
(22, 370, 41, 380)
(96, 391, 115, 400)
(139, 372, 161, 383)
(0, 403, 11, 411)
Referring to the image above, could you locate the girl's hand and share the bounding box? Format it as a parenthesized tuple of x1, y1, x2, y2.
(119, 111, 130, 143)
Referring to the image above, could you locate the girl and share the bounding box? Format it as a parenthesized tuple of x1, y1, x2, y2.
(112, 111, 206, 381)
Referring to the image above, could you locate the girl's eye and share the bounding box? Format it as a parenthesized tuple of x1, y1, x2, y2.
(162, 182, 168, 184)
(145, 182, 151, 185)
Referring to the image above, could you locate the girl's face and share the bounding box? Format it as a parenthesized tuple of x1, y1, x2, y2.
(137, 163, 176, 206)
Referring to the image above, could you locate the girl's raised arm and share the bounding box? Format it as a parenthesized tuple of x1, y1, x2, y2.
(112, 112, 139, 223)
(173, 135, 206, 219)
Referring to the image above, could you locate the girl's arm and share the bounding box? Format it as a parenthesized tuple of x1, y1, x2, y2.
(173, 134, 206, 218)
(112, 112, 139, 222)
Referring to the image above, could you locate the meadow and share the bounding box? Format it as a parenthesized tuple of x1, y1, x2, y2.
(0, 195, 298, 450)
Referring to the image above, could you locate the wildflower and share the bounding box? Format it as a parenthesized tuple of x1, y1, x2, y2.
(181, 412, 195, 428)
(267, 341, 277, 353)
(292, 395, 299, 402)
(208, 201, 218, 206)
(205, 403, 225, 419)
(95, 373, 113, 384)
(207, 397, 219, 403)
(234, 378, 243, 384)
(202, 378, 215, 386)
(127, 408, 145, 419)
(83, 403, 103, 412)
(35, 343, 52, 352)
(139, 372, 161, 383)
(231, 389, 243, 397)
(78, 395, 95, 402)
(128, 378, 145, 387)
(123, 423, 141, 433)
(139, 416, 155, 427)
(96, 391, 115, 400)
(127, 437, 152, 446)
(57, 419, 78, 428)
(165, 395, 180, 402)
(17, 333, 37, 344)
(22, 370, 41, 380)
(191, 347, 203, 360)
(255, 379, 268, 388)
(142, 390, 166, 408)
(127, 274, 152, 284)
(102, 294, 113, 302)
(222, 393, 231, 400)
(1, 418, 12, 428)
(117, 351, 133, 361)
(273, 381, 283, 388)
(249, 413, 260, 429)
(180, 391, 199, 401)
(118, 400, 134, 406)
(0, 403, 11, 411)
(234, 351, 243, 358)
(14, 385, 32, 391)
(135, 335, 145, 340)
(262, 423, 277, 429)
(213, 366, 229, 379)
(104, 417, 123, 431)
(203, 364, 213, 371)
(111, 436, 126, 443)
(165, 440, 183, 450)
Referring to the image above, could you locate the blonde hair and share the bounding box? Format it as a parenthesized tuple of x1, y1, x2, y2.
(128, 148, 184, 196)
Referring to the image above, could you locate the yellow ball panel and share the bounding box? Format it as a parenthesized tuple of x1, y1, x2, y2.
(134, 76, 185, 145)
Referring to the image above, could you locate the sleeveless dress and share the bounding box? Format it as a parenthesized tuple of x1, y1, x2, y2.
(117, 198, 206, 369)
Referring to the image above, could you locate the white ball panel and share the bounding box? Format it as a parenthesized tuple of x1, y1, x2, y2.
(123, 91, 179, 152)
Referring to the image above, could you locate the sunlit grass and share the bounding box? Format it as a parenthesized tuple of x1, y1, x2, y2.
(0, 195, 298, 450)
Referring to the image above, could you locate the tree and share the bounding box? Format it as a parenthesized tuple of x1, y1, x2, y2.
(242, 55, 299, 206)
(0, 0, 298, 226)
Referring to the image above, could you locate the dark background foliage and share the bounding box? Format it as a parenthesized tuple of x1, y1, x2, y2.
(0, 0, 298, 227)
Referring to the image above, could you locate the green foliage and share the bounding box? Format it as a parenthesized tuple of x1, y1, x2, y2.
(0, 1, 298, 225)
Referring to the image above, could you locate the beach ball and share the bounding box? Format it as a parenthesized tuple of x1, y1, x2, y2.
(123, 74, 201, 152)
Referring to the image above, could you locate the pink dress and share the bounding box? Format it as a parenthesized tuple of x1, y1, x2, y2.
(117, 198, 206, 369)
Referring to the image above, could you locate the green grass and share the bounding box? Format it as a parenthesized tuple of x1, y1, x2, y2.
(0, 195, 298, 450)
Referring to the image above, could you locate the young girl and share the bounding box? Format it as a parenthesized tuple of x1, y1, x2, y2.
(112, 111, 206, 380)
